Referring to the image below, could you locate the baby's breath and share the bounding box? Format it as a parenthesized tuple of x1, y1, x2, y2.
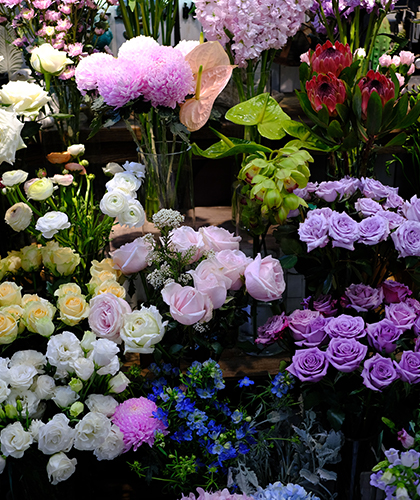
(152, 209, 184, 231)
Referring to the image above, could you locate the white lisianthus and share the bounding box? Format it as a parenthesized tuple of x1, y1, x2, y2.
(8, 363, 38, 389)
(67, 144, 85, 156)
(29, 419, 45, 442)
(0, 108, 26, 165)
(121, 305, 167, 354)
(0, 81, 51, 117)
(52, 385, 79, 408)
(35, 211, 71, 239)
(94, 424, 125, 461)
(85, 394, 118, 417)
(106, 171, 141, 194)
(2, 169, 28, 186)
(108, 372, 130, 394)
(38, 413, 75, 455)
(30, 43, 72, 75)
(74, 411, 111, 451)
(99, 189, 130, 217)
(80, 330, 96, 353)
(10, 349, 46, 372)
(4, 202, 32, 232)
(47, 452, 77, 485)
(73, 357, 95, 381)
(6, 388, 42, 418)
(0, 421, 33, 458)
(46, 331, 83, 374)
(118, 199, 146, 228)
(34, 374, 56, 400)
(0, 379, 10, 403)
(24, 177, 54, 201)
(90, 338, 119, 368)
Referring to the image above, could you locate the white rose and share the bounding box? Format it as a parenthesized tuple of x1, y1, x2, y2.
(90, 338, 119, 368)
(74, 411, 111, 451)
(8, 363, 38, 389)
(108, 372, 130, 394)
(85, 394, 118, 417)
(0, 379, 10, 403)
(2, 169, 28, 186)
(121, 305, 167, 354)
(46, 331, 83, 374)
(47, 452, 77, 485)
(30, 43, 72, 75)
(118, 199, 146, 228)
(73, 357, 94, 381)
(52, 386, 79, 408)
(93, 424, 124, 461)
(67, 144, 85, 156)
(0, 108, 26, 165)
(34, 374, 56, 400)
(106, 171, 140, 195)
(1, 421, 33, 458)
(100, 189, 130, 218)
(38, 413, 75, 455)
(35, 211, 71, 239)
(4, 202, 32, 231)
(0, 81, 51, 117)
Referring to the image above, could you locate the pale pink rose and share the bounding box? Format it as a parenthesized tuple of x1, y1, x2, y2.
(51, 174, 73, 186)
(244, 254, 286, 302)
(379, 54, 392, 67)
(111, 236, 153, 275)
(399, 51, 415, 66)
(169, 226, 205, 263)
(88, 293, 131, 343)
(199, 226, 241, 252)
(396, 73, 405, 87)
(408, 63, 415, 76)
(161, 282, 213, 325)
(188, 258, 231, 309)
(300, 50, 310, 64)
(214, 249, 252, 290)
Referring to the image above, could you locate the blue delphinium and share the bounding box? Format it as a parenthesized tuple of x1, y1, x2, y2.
(252, 481, 321, 500)
(239, 376, 254, 387)
(271, 372, 295, 398)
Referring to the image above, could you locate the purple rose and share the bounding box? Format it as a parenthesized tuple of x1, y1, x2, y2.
(335, 176, 361, 198)
(286, 347, 329, 383)
(358, 215, 390, 245)
(406, 298, 420, 315)
(377, 210, 406, 230)
(328, 211, 360, 250)
(396, 351, 420, 384)
(403, 195, 420, 222)
(361, 177, 398, 200)
(366, 319, 403, 354)
(381, 279, 412, 304)
(344, 283, 384, 312)
(313, 294, 338, 317)
(315, 180, 341, 202)
(326, 337, 368, 373)
(294, 181, 318, 201)
(385, 302, 417, 331)
(354, 197, 384, 217)
(292, 315, 330, 348)
(391, 220, 420, 258)
(287, 309, 321, 337)
(298, 214, 330, 252)
(255, 313, 288, 345)
(325, 314, 365, 339)
(383, 192, 404, 210)
(361, 353, 399, 391)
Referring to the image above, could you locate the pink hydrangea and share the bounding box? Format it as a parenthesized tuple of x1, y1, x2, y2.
(112, 397, 167, 452)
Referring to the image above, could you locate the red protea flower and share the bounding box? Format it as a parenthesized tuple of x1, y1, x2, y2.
(306, 72, 347, 116)
(358, 70, 395, 119)
(310, 40, 353, 77)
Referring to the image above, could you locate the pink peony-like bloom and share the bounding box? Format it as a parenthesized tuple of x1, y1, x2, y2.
(306, 72, 347, 116)
(88, 292, 131, 343)
(112, 397, 167, 452)
(310, 40, 353, 76)
(357, 70, 395, 120)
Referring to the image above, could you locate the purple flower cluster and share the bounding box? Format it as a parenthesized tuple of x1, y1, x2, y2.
(284, 281, 420, 391)
(75, 35, 194, 109)
(296, 177, 420, 258)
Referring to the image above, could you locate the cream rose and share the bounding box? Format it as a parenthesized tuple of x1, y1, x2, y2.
(0, 108, 26, 165)
(2, 169, 28, 186)
(35, 211, 71, 239)
(5, 202, 32, 232)
(1, 305, 24, 334)
(94, 279, 126, 299)
(121, 305, 167, 354)
(20, 243, 42, 272)
(0, 281, 22, 307)
(22, 299, 56, 337)
(42, 243, 81, 276)
(90, 258, 120, 279)
(30, 43, 72, 75)
(57, 293, 90, 327)
(0, 81, 51, 117)
(25, 177, 54, 201)
(3, 251, 21, 274)
(54, 283, 82, 298)
(0, 311, 18, 344)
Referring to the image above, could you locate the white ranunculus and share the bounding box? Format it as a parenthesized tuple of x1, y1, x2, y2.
(106, 171, 141, 195)
(0, 108, 26, 165)
(52, 386, 79, 408)
(85, 394, 118, 417)
(24, 177, 54, 201)
(4, 202, 32, 232)
(94, 424, 125, 461)
(38, 413, 75, 455)
(35, 211, 71, 239)
(46, 331, 83, 374)
(0, 379, 10, 403)
(67, 144, 85, 156)
(0, 81, 51, 117)
(8, 363, 38, 390)
(108, 372, 130, 394)
(121, 305, 167, 354)
(122, 161, 146, 180)
(118, 199, 145, 228)
(102, 162, 124, 176)
(99, 189, 130, 218)
(30, 43, 72, 75)
(47, 452, 77, 485)
(2, 169, 28, 186)
(0, 421, 33, 458)
(34, 374, 56, 400)
(74, 411, 111, 451)
(73, 357, 94, 381)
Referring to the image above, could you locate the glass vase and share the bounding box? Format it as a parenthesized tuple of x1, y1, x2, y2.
(138, 140, 195, 227)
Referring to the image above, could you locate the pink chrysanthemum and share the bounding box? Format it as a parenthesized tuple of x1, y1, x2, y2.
(112, 397, 167, 452)
(180, 488, 252, 500)
(75, 52, 117, 95)
(117, 35, 159, 61)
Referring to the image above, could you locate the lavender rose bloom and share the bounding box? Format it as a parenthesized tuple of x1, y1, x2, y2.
(287, 309, 321, 337)
(378, 210, 406, 230)
(381, 279, 412, 304)
(315, 180, 341, 202)
(313, 294, 338, 317)
(328, 211, 360, 250)
(325, 314, 365, 339)
(307, 207, 333, 220)
(383, 192, 404, 210)
(366, 319, 404, 354)
(292, 315, 330, 348)
(361, 177, 398, 200)
(358, 215, 390, 245)
(391, 220, 420, 258)
(344, 283, 384, 312)
(298, 214, 329, 252)
(361, 353, 399, 391)
(354, 197, 384, 217)
(396, 351, 420, 384)
(255, 313, 288, 345)
(403, 195, 420, 222)
(385, 302, 417, 331)
(286, 347, 329, 383)
(326, 337, 367, 373)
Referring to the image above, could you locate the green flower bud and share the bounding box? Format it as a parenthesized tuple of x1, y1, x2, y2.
(4, 404, 18, 419)
(69, 378, 83, 393)
(69, 402, 84, 418)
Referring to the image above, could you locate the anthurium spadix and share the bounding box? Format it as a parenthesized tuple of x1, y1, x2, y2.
(179, 41, 235, 132)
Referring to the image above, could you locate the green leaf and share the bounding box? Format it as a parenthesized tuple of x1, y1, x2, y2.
(327, 120, 344, 139)
(279, 237, 303, 256)
(397, 97, 420, 130)
(335, 103, 349, 123)
(299, 63, 311, 89)
(352, 85, 362, 122)
(191, 137, 272, 159)
(50, 113, 74, 119)
(382, 132, 407, 148)
(366, 91, 383, 136)
(327, 408, 346, 431)
(382, 92, 408, 132)
(279, 254, 298, 269)
(322, 273, 333, 295)
(296, 91, 329, 129)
